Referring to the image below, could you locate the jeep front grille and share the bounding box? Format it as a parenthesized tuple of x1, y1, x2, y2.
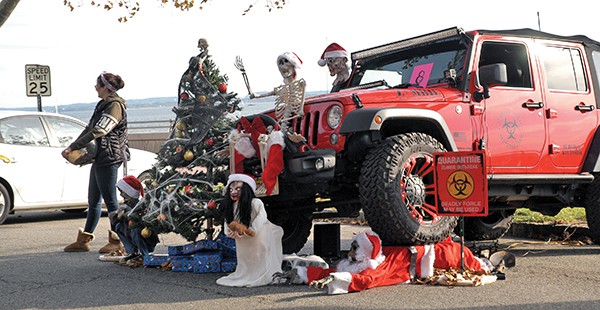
(291, 111, 320, 147)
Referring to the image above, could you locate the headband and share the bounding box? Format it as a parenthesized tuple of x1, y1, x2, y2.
(100, 72, 117, 92)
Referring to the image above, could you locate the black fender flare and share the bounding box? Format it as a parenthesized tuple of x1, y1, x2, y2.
(582, 126, 600, 172)
(339, 108, 458, 151)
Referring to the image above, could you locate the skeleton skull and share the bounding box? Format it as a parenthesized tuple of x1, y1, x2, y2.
(277, 57, 296, 81)
(197, 38, 209, 51)
(326, 57, 349, 77)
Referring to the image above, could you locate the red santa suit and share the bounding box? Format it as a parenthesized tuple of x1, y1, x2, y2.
(295, 230, 494, 294)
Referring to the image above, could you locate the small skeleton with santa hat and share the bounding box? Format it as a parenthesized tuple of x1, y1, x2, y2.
(245, 52, 306, 133)
(104, 175, 159, 266)
(273, 230, 499, 294)
(318, 43, 351, 93)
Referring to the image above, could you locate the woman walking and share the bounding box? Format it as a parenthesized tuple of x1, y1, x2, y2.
(62, 71, 129, 253)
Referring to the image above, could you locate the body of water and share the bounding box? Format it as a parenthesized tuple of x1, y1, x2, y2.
(62, 100, 275, 132)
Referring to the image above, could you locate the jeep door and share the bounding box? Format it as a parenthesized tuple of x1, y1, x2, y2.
(536, 41, 598, 170)
(475, 39, 546, 170)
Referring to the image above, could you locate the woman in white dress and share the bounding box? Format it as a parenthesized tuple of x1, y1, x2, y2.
(216, 174, 284, 287)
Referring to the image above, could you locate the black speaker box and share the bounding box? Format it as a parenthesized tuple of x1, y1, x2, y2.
(313, 223, 340, 258)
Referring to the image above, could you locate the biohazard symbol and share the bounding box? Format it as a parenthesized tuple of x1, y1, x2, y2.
(446, 171, 474, 200)
(502, 118, 518, 140)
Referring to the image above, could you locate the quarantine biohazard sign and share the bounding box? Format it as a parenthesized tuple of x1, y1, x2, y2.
(434, 151, 488, 217)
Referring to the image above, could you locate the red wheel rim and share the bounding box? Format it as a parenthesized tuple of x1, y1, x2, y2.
(400, 153, 439, 224)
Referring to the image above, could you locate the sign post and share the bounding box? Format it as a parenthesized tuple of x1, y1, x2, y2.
(434, 151, 488, 271)
(25, 64, 52, 111)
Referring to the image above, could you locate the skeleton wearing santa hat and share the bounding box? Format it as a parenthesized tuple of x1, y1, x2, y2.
(103, 175, 158, 266)
(230, 52, 307, 196)
(249, 51, 306, 132)
(318, 43, 351, 93)
(274, 230, 496, 294)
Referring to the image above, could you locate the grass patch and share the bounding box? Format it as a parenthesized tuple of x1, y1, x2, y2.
(514, 207, 587, 224)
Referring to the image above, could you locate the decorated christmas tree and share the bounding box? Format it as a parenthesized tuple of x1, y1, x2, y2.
(128, 38, 241, 242)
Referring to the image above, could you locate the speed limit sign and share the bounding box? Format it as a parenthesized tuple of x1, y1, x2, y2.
(25, 64, 52, 97)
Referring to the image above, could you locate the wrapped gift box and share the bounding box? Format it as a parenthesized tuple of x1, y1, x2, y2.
(192, 251, 223, 274)
(168, 239, 219, 256)
(171, 255, 195, 272)
(215, 232, 236, 258)
(143, 254, 171, 267)
(220, 257, 237, 273)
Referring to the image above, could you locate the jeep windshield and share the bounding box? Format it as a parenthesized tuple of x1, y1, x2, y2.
(348, 33, 468, 90)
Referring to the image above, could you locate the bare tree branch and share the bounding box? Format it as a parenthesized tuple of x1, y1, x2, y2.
(0, 0, 21, 28)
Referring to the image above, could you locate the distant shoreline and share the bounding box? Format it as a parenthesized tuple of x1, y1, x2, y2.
(2, 90, 327, 113)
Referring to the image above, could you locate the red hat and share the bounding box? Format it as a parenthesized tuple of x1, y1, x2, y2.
(318, 43, 350, 66)
(277, 52, 303, 70)
(117, 175, 144, 199)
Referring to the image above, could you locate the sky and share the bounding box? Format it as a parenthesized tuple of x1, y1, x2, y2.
(2, 0, 600, 109)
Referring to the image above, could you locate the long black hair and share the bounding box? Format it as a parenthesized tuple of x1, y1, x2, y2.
(218, 182, 255, 227)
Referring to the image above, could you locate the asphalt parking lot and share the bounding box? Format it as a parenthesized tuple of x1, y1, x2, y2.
(2, 211, 600, 310)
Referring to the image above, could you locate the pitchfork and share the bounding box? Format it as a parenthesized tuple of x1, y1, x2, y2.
(234, 56, 254, 97)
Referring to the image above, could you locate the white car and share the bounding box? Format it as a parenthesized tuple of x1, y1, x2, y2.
(0, 110, 157, 224)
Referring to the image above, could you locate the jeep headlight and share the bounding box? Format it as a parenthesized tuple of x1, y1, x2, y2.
(326, 105, 343, 129)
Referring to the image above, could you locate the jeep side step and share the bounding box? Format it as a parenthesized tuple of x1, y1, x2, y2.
(488, 174, 594, 185)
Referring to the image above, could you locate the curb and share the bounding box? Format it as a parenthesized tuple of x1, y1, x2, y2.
(506, 222, 591, 240)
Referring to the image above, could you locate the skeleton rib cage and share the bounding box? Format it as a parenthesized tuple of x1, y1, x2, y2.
(273, 78, 306, 131)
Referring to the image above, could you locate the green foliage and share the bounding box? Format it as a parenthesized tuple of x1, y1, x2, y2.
(127, 49, 240, 242)
(514, 207, 587, 224)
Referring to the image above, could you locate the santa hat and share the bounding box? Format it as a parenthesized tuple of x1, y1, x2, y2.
(277, 52, 303, 78)
(318, 43, 350, 66)
(117, 175, 144, 199)
(353, 230, 385, 269)
(226, 173, 257, 192)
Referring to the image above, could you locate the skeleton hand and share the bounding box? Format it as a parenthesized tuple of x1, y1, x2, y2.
(309, 275, 335, 289)
(272, 268, 299, 285)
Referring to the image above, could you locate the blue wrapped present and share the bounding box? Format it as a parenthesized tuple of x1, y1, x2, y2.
(171, 255, 195, 272)
(215, 232, 236, 258)
(192, 251, 223, 274)
(168, 239, 219, 256)
(143, 254, 171, 267)
(220, 257, 237, 273)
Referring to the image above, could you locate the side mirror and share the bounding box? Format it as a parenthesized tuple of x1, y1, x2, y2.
(474, 63, 508, 102)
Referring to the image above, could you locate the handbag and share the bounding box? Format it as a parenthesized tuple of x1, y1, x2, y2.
(66, 140, 97, 166)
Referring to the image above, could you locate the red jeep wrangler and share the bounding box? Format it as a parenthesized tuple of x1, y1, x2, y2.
(247, 27, 600, 253)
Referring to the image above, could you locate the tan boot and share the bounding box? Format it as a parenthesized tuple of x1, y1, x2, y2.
(98, 230, 125, 254)
(64, 228, 94, 252)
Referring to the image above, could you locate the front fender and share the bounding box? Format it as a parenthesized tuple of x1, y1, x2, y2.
(339, 108, 458, 151)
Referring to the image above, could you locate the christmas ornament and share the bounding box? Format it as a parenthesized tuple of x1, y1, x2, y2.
(141, 227, 152, 238)
(184, 150, 195, 161)
(218, 83, 227, 93)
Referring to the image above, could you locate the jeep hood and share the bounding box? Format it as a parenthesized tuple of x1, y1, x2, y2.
(306, 87, 463, 107)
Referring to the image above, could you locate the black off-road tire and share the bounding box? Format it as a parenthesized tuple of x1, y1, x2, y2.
(460, 209, 515, 241)
(584, 174, 600, 244)
(359, 132, 458, 245)
(0, 183, 11, 225)
(271, 211, 313, 254)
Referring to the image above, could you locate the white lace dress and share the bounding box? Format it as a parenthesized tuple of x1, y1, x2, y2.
(216, 198, 283, 287)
